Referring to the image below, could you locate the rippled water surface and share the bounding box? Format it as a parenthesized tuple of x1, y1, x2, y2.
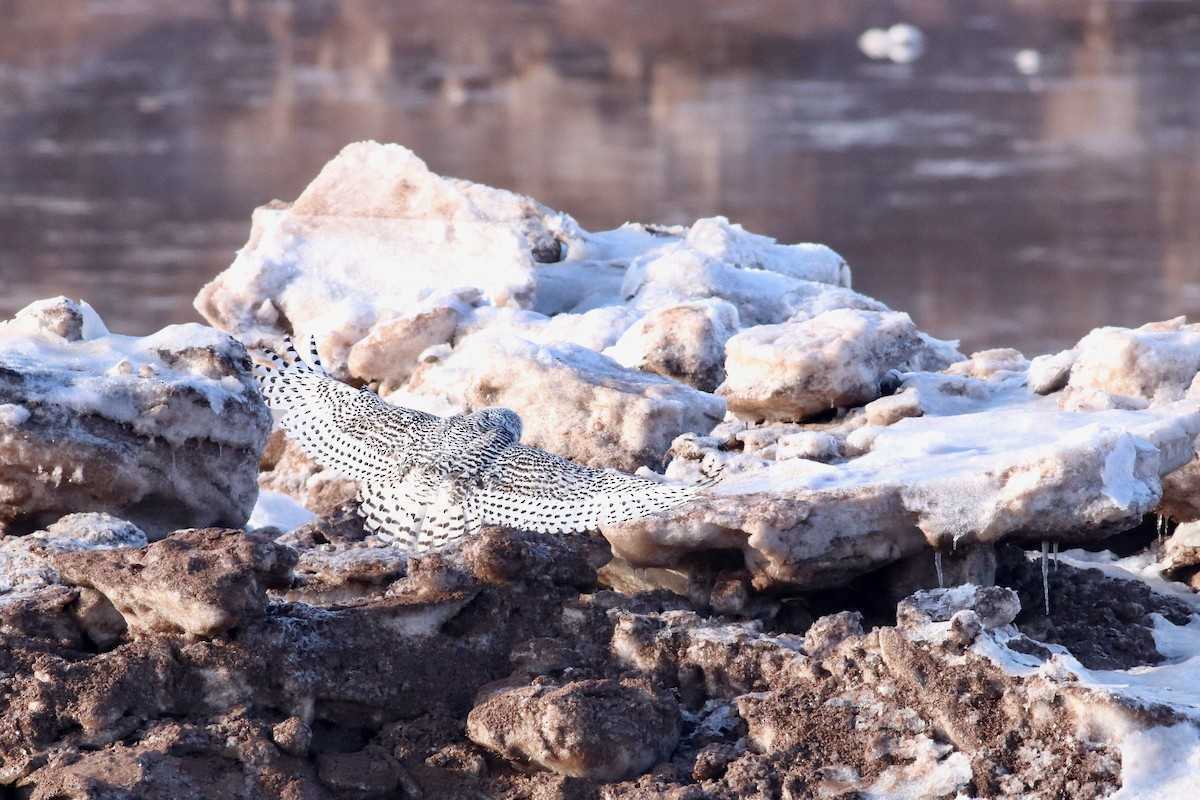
(2, 0, 1199, 354)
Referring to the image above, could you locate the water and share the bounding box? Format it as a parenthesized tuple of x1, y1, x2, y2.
(2, 0, 1198, 355)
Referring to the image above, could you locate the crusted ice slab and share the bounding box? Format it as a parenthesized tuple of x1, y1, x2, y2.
(607, 370, 1200, 590)
(0, 298, 270, 537)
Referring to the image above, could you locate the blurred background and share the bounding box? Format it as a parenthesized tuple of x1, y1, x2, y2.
(1, 0, 1198, 355)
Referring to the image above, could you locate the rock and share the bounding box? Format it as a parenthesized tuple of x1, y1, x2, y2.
(344, 290, 476, 392)
(50, 528, 296, 637)
(1160, 457, 1200, 523)
(411, 333, 726, 472)
(35, 512, 149, 552)
(0, 512, 148, 595)
(620, 364, 1200, 592)
(272, 716, 313, 758)
(803, 610, 864, 657)
(316, 748, 404, 798)
(0, 585, 87, 649)
(466, 677, 680, 782)
(18, 713, 325, 800)
(605, 299, 739, 392)
(0, 299, 270, 538)
(717, 309, 923, 421)
(1, 516, 1196, 799)
(896, 584, 1021, 631)
(72, 587, 128, 650)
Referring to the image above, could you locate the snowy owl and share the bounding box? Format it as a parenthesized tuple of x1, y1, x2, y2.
(253, 337, 719, 552)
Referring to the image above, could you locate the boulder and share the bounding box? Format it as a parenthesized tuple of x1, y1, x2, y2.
(50, 528, 296, 637)
(0, 298, 270, 538)
(466, 677, 680, 781)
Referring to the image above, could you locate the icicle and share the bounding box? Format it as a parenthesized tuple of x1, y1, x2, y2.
(1041, 541, 1051, 615)
(934, 550, 944, 589)
(1052, 541, 1059, 571)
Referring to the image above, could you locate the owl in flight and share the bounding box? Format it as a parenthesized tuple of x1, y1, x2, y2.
(253, 337, 719, 553)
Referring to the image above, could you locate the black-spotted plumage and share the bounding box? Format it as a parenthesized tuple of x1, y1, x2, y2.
(254, 336, 717, 553)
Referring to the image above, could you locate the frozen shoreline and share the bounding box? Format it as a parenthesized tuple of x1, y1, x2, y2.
(2, 142, 1200, 798)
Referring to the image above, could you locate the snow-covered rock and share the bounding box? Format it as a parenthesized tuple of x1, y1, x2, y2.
(0, 298, 269, 538)
(604, 299, 739, 392)
(717, 309, 923, 422)
(609, 378, 1200, 590)
(0, 512, 147, 595)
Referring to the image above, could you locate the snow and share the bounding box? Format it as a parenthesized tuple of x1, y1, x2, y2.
(247, 489, 318, 532)
(0, 404, 30, 427)
(1110, 725, 1200, 800)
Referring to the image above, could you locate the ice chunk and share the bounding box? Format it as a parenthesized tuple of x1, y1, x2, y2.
(718, 309, 923, 421)
(1067, 318, 1200, 407)
(604, 299, 739, 392)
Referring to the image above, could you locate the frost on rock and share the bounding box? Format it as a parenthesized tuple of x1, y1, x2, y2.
(0, 298, 270, 538)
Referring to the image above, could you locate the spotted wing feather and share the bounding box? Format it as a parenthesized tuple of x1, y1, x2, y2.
(468, 444, 703, 533)
(254, 337, 437, 482)
(359, 477, 480, 552)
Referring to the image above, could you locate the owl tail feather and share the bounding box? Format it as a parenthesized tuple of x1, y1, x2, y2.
(359, 478, 480, 554)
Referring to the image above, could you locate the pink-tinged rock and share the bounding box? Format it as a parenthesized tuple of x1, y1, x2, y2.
(466, 677, 680, 781)
(50, 529, 296, 638)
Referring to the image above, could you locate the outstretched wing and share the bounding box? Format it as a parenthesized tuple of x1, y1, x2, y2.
(466, 444, 711, 534)
(254, 336, 438, 482)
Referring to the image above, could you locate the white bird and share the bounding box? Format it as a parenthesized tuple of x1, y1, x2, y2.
(253, 337, 718, 553)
